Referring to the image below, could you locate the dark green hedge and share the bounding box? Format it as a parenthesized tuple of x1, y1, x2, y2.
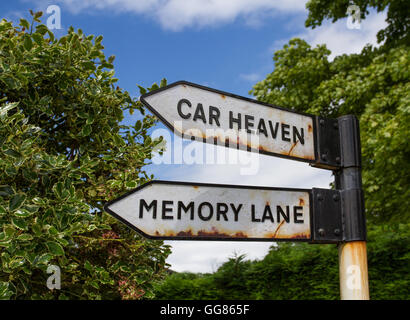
(154, 224, 410, 300)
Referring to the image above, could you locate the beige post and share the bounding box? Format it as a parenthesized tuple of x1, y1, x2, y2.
(338, 241, 369, 300)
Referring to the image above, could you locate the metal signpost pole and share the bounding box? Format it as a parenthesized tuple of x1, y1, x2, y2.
(335, 115, 369, 300)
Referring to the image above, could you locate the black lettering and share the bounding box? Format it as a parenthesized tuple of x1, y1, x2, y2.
(177, 201, 194, 220)
(193, 103, 206, 123)
(294, 206, 304, 223)
(281, 123, 291, 142)
(139, 199, 157, 219)
(277, 205, 290, 223)
(269, 121, 279, 139)
(177, 99, 191, 119)
(229, 111, 241, 130)
(209, 106, 221, 127)
(293, 126, 305, 145)
(198, 202, 213, 221)
(257, 118, 268, 137)
(216, 203, 228, 221)
(162, 200, 173, 220)
(251, 204, 260, 222)
(245, 115, 254, 134)
(230, 203, 242, 222)
(262, 205, 274, 222)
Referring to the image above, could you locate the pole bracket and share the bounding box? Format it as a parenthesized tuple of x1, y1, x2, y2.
(311, 188, 343, 243)
(312, 116, 341, 170)
(310, 188, 366, 243)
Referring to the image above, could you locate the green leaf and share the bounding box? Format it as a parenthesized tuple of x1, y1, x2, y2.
(108, 55, 115, 64)
(4, 149, 22, 158)
(135, 120, 142, 131)
(34, 11, 43, 20)
(82, 61, 96, 71)
(0, 205, 6, 216)
(14, 208, 32, 217)
(35, 253, 53, 265)
(31, 33, 43, 45)
(17, 234, 33, 241)
(35, 24, 48, 35)
(9, 194, 26, 211)
(84, 260, 93, 271)
(52, 182, 63, 198)
(52, 182, 70, 199)
(86, 114, 94, 125)
(19, 19, 30, 30)
(144, 136, 152, 146)
(0, 185, 14, 196)
(90, 280, 100, 289)
(125, 181, 137, 189)
(0, 282, 14, 299)
(113, 133, 124, 146)
(81, 124, 92, 136)
(0, 102, 19, 116)
(11, 217, 28, 230)
(138, 85, 147, 95)
(23, 35, 33, 51)
(46, 241, 65, 256)
(9, 257, 26, 269)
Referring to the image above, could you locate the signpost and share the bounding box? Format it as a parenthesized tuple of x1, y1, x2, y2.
(140, 81, 341, 169)
(104, 81, 368, 300)
(104, 181, 312, 241)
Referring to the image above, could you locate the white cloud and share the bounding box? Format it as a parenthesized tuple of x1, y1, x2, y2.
(29, 0, 307, 31)
(239, 72, 262, 82)
(265, 10, 387, 61)
(165, 241, 274, 273)
(297, 10, 387, 60)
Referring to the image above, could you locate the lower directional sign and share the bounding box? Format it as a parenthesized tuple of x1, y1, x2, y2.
(104, 181, 312, 241)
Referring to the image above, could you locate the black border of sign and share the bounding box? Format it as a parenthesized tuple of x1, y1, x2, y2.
(103, 180, 313, 242)
(140, 80, 319, 165)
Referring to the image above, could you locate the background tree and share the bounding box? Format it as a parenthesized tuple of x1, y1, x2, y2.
(0, 12, 170, 299)
(155, 225, 409, 299)
(251, 0, 409, 225)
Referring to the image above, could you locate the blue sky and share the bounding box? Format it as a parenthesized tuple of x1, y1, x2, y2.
(2, 1, 309, 100)
(2, 1, 387, 272)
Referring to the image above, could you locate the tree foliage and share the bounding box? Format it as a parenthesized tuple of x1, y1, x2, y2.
(305, 0, 409, 47)
(0, 12, 170, 299)
(251, 2, 409, 224)
(155, 225, 410, 299)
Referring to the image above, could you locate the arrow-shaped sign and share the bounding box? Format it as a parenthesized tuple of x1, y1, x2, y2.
(104, 181, 312, 241)
(140, 81, 321, 165)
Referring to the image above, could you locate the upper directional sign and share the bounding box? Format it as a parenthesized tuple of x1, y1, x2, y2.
(104, 181, 312, 241)
(140, 81, 319, 164)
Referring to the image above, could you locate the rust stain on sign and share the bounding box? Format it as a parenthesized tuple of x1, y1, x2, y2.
(271, 220, 286, 238)
(287, 140, 299, 156)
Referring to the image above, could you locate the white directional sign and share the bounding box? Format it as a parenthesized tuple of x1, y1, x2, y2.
(140, 81, 316, 163)
(104, 181, 311, 241)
